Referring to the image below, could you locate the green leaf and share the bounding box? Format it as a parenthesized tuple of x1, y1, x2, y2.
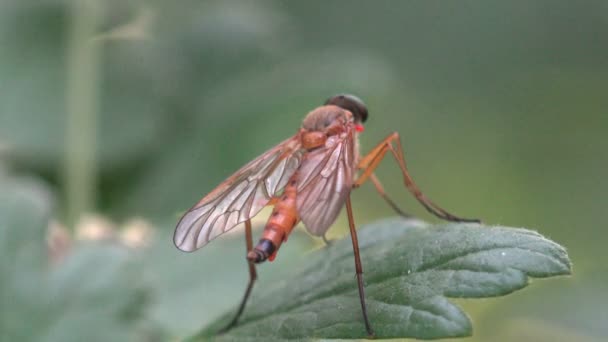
(0, 168, 152, 341)
(193, 218, 571, 340)
(0, 169, 53, 341)
(144, 224, 317, 338)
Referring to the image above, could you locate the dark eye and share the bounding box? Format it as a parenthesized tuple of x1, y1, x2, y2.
(324, 94, 368, 123)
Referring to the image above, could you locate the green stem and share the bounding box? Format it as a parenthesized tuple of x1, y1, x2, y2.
(64, 0, 102, 227)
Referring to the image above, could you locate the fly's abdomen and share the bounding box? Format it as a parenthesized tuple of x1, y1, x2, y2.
(247, 175, 299, 263)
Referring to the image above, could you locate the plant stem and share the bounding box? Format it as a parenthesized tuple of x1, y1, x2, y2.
(64, 0, 102, 227)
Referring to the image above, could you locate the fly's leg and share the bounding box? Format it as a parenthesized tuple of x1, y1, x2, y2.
(345, 195, 375, 337)
(219, 219, 257, 333)
(321, 234, 333, 247)
(367, 173, 411, 218)
(355, 132, 480, 223)
(354, 135, 410, 217)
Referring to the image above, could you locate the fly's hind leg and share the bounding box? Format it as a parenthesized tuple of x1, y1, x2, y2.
(345, 195, 375, 337)
(219, 219, 257, 333)
(321, 233, 333, 247)
(355, 132, 480, 223)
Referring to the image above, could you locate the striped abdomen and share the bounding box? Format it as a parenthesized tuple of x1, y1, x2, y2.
(247, 173, 299, 263)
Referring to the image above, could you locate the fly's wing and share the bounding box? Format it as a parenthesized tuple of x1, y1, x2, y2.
(296, 128, 356, 236)
(174, 136, 303, 252)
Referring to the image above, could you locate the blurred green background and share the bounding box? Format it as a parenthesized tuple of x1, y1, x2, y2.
(0, 0, 606, 341)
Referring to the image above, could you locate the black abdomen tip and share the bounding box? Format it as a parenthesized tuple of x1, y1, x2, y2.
(246, 239, 276, 264)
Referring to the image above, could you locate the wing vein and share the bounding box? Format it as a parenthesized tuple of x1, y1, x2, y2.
(173, 136, 302, 251)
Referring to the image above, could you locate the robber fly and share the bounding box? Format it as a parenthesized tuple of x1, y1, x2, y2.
(174, 94, 479, 337)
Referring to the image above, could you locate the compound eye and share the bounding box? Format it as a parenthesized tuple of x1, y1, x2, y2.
(324, 94, 368, 123)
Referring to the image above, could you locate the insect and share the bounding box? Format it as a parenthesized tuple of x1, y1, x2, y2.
(173, 94, 479, 337)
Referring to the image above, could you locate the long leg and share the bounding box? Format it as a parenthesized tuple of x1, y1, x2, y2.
(368, 173, 411, 218)
(219, 219, 257, 333)
(345, 195, 374, 337)
(321, 234, 333, 247)
(355, 132, 480, 223)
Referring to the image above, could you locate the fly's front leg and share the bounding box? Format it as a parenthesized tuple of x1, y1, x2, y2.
(355, 132, 480, 223)
(368, 173, 411, 218)
(353, 135, 410, 217)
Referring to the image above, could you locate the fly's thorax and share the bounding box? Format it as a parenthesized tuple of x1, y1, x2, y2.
(301, 105, 353, 133)
(301, 105, 354, 150)
(301, 130, 326, 150)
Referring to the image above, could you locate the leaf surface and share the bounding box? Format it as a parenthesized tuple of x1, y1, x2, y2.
(0, 170, 151, 342)
(196, 218, 571, 340)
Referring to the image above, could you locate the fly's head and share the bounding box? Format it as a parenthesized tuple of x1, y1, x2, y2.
(325, 94, 368, 128)
(302, 94, 368, 135)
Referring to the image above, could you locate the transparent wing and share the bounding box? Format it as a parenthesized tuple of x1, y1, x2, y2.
(174, 136, 302, 252)
(296, 128, 356, 236)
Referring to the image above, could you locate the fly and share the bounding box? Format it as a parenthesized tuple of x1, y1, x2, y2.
(173, 94, 480, 337)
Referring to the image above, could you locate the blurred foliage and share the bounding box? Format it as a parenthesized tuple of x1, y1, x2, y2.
(0, 168, 151, 341)
(198, 219, 570, 340)
(0, 0, 606, 341)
